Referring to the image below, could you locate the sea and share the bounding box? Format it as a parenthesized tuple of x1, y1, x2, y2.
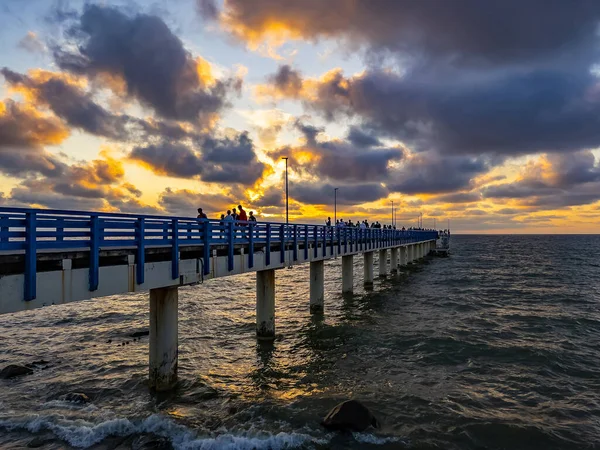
(0, 235, 599, 449)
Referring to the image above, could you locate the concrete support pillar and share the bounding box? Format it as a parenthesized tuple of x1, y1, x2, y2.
(364, 251, 374, 286)
(407, 245, 413, 263)
(149, 286, 179, 391)
(399, 247, 407, 266)
(256, 269, 276, 338)
(378, 249, 387, 276)
(341, 255, 354, 293)
(309, 260, 325, 313)
(390, 248, 398, 273)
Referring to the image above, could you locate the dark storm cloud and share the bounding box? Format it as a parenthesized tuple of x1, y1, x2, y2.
(271, 121, 403, 182)
(388, 153, 490, 194)
(210, 0, 600, 67)
(347, 126, 381, 148)
(130, 132, 266, 185)
(0, 100, 67, 177)
(54, 4, 239, 124)
(130, 143, 204, 178)
(268, 65, 303, 97)
(434, 192, 483, 204)
(303, 69, 600, 158)
(292, 182, 389, 206)
(2, 68, 129, 140)
(254, 186, 284, 207)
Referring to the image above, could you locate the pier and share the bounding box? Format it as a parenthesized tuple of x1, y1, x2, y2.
(0, 207, 439, 390)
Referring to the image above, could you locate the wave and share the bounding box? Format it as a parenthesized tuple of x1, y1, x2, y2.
(0, 413, 328, 449)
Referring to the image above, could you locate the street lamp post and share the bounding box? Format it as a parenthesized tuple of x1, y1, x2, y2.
(281, 157, 289, 227)
(334, 188, 338, 224)
(390, 200, 394, 227)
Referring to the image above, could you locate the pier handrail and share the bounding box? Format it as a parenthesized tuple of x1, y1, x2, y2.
(0, 206, 438, 301)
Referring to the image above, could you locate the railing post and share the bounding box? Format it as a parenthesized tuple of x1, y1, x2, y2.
(337, 227, 341, 255)
(0, 214, 8, 244)
(24, 212, 36, 301)
(203, 221, 210, 276)
(304, 225, 309, 260)
(266, 223, 271, 266)
(228, 221, 234, 271)
(171, 219, 179, 280)
(344, 228, 348, 253)
(313, 226, 318, 258)
(89, 215, 100, 291)
(248, 223, 254, 269)
(322, 226, 327, 257)
(293, 224, 298, 262)
(136, 217, 145, 285)
(329, 226, 334, 255)
(56, 218, 64, 242)
(280, 224, 285, 264)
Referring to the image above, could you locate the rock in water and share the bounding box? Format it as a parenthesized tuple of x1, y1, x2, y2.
(0, 364, 34, 379)
(321, 400, 380, 432)
(65, 392, 90, 404)
(130, 330, 150, 338)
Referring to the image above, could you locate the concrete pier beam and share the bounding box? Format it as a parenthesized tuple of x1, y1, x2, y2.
(149, 286, 179, 391)
(378, 249, 387, 276)
(341, 255, 354, 293)
(309, 260, 325, 313)
(364, 251, 374, 286)
(256, 269, 276, 338)
(399, 246, 407, 266)
(390, 248, 398, 273)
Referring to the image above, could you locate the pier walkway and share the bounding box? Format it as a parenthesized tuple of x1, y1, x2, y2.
(0, 207, 438, 389)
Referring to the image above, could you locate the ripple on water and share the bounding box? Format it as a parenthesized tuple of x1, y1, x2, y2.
(0, 235, 600, 449)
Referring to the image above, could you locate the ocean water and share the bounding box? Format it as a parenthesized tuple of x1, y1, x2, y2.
(1, 235, 599, 449)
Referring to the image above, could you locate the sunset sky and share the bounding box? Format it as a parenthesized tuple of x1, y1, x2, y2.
(1, 0, 600, 233)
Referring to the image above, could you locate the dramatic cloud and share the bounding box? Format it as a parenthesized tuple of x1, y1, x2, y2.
(208, 0, 600, 67)
(0, 100, 68, 177)
(2, 68, 130, 140)
(6, 153, 152, 212)
(482, 151, 600, 207)
(388, 153, 491, 194)
(292, 182, 389, 206)
(270, 121, 403, 182)
(130, 131, 267, 185)
(158, 187, 234, 217)
(54, 4, 240, 124)
(263, 67, 600, 159)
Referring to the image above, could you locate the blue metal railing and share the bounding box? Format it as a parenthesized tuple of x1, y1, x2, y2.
(0, 207, 438, 301)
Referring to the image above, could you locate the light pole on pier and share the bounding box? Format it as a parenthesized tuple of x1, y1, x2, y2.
(281, 157, 289, 226)
(334, 187, 338, 224)
(390, 200, 394, 227)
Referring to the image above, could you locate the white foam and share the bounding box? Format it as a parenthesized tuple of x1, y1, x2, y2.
(352, 432, 404, 445)
(0, 413, 328, 449)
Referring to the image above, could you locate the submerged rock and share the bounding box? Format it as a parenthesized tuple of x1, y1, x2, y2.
(0, 364, 34, 379)
(321, 400, 380, 432)
(130, 330, 150, 338)
(65, 392, 91, 404)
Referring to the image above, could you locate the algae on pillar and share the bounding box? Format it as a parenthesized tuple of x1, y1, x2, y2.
(256, 269, 276, 339)
(309, 260, 325, 313)
(342, 255, 354, 293)
(149, 286, 179, 391)
(364, 252, 374, 286)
